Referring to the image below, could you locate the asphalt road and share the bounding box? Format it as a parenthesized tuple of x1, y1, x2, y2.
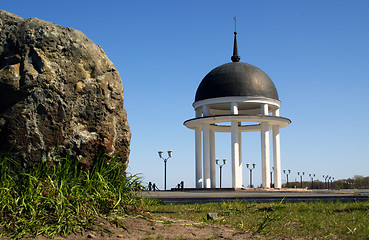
(141, 189, 369, 204)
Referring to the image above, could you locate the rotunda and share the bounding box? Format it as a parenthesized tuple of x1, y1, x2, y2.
(184, 31, 291, 189)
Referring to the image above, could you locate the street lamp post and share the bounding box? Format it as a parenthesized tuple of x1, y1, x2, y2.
(216, 158, 227, 188)
(331, 177, 334, 190)
(325, 176, 330, 189)
(298, 171, 305, 188)
(158, 150, 172, 191)
(246, 163, 256, 188)
(323, 175, 329, 189)
(283, 169, 291, 188)
(309, 174, 315, 189)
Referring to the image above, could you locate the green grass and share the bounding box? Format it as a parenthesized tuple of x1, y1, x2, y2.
(2, 153, 369, 239)
(146, 199, 369, 239)
(0, 154, 144, 239)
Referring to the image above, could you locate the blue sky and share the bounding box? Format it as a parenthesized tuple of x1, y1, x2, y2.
(3, 1, 369, 188)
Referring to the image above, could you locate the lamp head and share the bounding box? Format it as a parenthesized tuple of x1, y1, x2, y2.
(283, 169, 286, 174)
(216, 158, 219, 165)
(167, 150, 173, 158)
(288, 170, 291, 173)
(223, 158, 227, 164)
(246, 163, 249, 168)
(158, 150, 163, 158)
(252, 163, 256, 168)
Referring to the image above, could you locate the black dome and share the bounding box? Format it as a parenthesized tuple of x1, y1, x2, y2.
(195, 62, 279, 102)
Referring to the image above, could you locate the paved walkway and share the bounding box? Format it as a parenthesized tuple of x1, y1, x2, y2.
(141, 188, 369, 204)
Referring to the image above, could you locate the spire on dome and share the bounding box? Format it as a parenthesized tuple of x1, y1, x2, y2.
(231, 17, 240, 62)
(231, 31, 240, 62)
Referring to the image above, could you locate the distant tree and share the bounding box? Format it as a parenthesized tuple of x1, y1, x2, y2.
(354, 175, 364, 188)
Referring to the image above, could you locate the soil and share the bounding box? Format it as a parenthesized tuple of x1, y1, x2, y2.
(25, 213, 261, 240)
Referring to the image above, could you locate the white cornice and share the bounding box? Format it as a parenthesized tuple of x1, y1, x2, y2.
(184, 114, 291, 131)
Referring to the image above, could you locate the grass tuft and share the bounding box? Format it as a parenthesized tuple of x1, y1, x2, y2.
(0, 154, 143, 239)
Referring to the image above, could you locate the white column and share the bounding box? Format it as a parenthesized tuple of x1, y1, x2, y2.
(195, 127, 202, 188)
(203, 105, 210, 117)
(272, 109, 281, 189)
(261, 123, 270, 188)
(231, 102, 238, 115)
(238, 126, 243, 188)
(203, 124, 211, 188)
(261, 104, 270, 188)
(230, 102, 241, 188)
(195, 108, 202, 118)
(231, 121, 240, 188)
(273, 125, 281, 188)
(261, 103, 269, 115)
(210, 130, 216, 188)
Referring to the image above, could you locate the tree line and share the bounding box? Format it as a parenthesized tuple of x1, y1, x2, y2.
(281, 175, 369, 189)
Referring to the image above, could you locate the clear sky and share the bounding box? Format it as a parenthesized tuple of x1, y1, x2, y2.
(2, 0, 369, 189)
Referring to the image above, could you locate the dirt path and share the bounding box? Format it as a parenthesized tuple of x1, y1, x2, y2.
(31, 215, 259, 240)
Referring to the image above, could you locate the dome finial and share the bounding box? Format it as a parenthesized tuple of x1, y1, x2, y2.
(231, 17, 240, 62)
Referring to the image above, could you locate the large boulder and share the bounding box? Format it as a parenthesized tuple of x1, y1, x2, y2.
(0, 10, 130, 168)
